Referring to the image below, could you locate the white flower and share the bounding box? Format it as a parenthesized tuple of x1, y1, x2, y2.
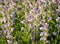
(40, 37, 46, 41)
(44, 23, 49, 28)
(21, 20, 26, 24)
(40, 27, 44, 30)
(3, 17, 6, 23)
(7, 40, 12, 44)
(15, 41, 18, 44)
(40, 32, 48, 36)
(56, 17, 60, 23)
(21, 27, 24, 30)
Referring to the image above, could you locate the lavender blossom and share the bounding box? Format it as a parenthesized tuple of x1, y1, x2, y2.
(13, 0, 16, 3)
(2, 23, 8, 28)
(6, 0, 9, 4)
(26, 15, 34, 22)
(11, 27, 14, 32)
(44, 23, 49, 28)
(56, 9, 60, 12)
(37, 0, 41, 4)
(29, 24, 34, 30)
(58, 0, 60, 5)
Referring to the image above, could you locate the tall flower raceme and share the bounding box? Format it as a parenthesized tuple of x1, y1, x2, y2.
(40, 22, 49, 43)
(0, 0, 18, 44)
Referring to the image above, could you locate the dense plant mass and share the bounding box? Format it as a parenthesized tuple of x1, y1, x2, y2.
(0, 0, 60, 44)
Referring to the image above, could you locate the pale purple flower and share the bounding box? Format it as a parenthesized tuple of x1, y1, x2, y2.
(56, 9, 60, 12)
(44, 23, 49, 28)
(6, 34, 10, 39)
(37, 0, 41, 4)
(32, 7, 36, 12)
(58, 0, 60, 5)
(11, 27, 14, 32)
(3, 6, 9, 10)
(28, 17, 34, 22)
(29, 24, 34, 30)
(40, 20, 45, 25)
(29, 3, 32, 7)
(5, 29, 9, 33)
(0, 0, 2, 3)
(4, 0, 9, 4)
(6, 31, 10, 39)
(30, 7, 36, 14)
(3, 17, 6, 23)
(13, 0, 16, 3)
(52, 0, 56, 3)
(53, 32, 57, 35)
(2, 23, 8, 28)
(26, 15, 34, 22)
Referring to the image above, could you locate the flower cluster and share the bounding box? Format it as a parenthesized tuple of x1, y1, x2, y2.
(0, 0, 60, 44)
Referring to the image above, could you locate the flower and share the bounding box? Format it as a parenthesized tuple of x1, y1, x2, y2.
(44, 23, 49, 28)
(29, 24, 34, 30)
(30, 7, 36, 14)
(21, 27, 24, 30)
(57, 0, 60, 5)
(40, 27, 44, 30)
(11, 27, 14, 32)
(37, 0, 41, 4)
(53, 32, 57, 35)
(55, 24, 60, 28)
(3, 17, 6, 23)
(29, 3, 32, 7)
(56, 17, 60, 23)
(7, 40, 12, 44)
(40, 37, 46, 41)
(52, 0, 56, 3)
(56, 9, 60, 12)
(6, 30, 11, 39)
(26, 0, 29, 3)
(40, 32, 48, 36)
(6, 0, 9, 4)
(2, 23, 8, 28)
(26, 15, 34, 22)
(0, 31, 2, 36)
(21, 20, 27, 24)
(13, 0, 16, 3)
